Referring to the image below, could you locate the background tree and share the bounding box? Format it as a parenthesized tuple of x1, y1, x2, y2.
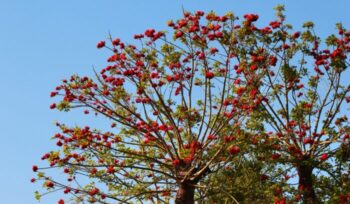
(199, 154, 277, 204)
(32, 6, 350, 204)
(238, 5, 350, 204)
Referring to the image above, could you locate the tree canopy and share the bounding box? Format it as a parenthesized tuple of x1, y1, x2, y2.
(32, 6, 350, 204)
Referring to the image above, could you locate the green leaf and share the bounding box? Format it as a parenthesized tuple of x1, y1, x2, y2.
(34, 191, 41, 201)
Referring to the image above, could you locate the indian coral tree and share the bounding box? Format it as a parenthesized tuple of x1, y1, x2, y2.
(238, 5, 350, 204)
(32, 6, 350, 204)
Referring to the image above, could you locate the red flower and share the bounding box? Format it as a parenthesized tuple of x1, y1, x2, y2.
(228, 145, 240, 155)
(224, 112, 232, 118)
(63, 187, 71, 194)
(152, 32, 164, 41)
(32, 165, 38, 172)
(269, 21, 281, 29)
(244, 14, 259, 22)
(45, 181, 54, 188)
(150, 72, 159, 79)
(145, 29, 155, 37)
(89, 187, 99, 196)
(271, 153, 281, 160)
(215, 31, 223, 38)
(134, 34, 144, 39)
(112, 38, 120, 46)
(249, 89, 258, 99)
(205, 71, 214, 79)
(303, 137, 313, 144)
(207, 33, 215, 41)
(183, 156, 193, 164)
(274, 198, 286, 204)
(167, 21, 175, 27)
(224, 136, 235, 143)
(250, 64, 258, 71)
(175, 31, 184, 38)
(236, 87, 245, 96)
(220, 16, 228, 22)
(90, 167, 97, 175)
(268, 56, 278, 66)
(96, 41, 105, 49)
(172, 159, 180, 166)
(207, 134, 217, 140)
(210, 47, 218, 54)
(234, 78, 241, 85)
(58, 199, 65, 204)
(346, 96, 350, 103)
(50, 103, 56, 109)
(178, 19, 188, 28)
(195, 11, 204, 16)
(107, 166, 115, 174)
(223, 99, 231, 106)
(293, 32, 300, 39)
(56, 140, 62, 146)
(102, 89, 110, 96)
(189, 25, 199, 32)
(50, 92, 58, 97)
(198, 52, 205, 60)
(320, 153, 328, 161)
(107, 54, 118, 62)
(288, 120, 297, 127)
(282, 44, 290, 49)
(166, 75, 174, 82)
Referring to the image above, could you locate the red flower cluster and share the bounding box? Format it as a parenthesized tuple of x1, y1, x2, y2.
(205, 71, 214, 79)
(228, 145, 240, 155)
(96, 41, 105, 49)
(244, 14, 259, 22)
(269, 21, 281, 29)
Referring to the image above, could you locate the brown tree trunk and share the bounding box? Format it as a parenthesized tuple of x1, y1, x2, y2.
(175, 182, 195, 204)
(297, 165, 320, 204)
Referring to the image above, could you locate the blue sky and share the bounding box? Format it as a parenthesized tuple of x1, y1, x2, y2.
(0, 0, 349, 203)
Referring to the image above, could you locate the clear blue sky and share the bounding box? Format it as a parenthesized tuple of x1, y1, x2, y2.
(0, 0, 349, 203)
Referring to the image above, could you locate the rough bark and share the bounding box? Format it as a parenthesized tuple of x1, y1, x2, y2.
(174, 162, 211, 204)
(175, 182, 195, 204)
(297, 164, 320, 204)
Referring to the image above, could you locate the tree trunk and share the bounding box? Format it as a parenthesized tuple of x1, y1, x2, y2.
(175, 182, 195, 204)
(297, 165, 320, 204)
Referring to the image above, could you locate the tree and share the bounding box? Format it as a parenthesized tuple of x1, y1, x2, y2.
(239, 5, 350, 204)
(32, 7, 350, 204)
(199, 155, 277, 203)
